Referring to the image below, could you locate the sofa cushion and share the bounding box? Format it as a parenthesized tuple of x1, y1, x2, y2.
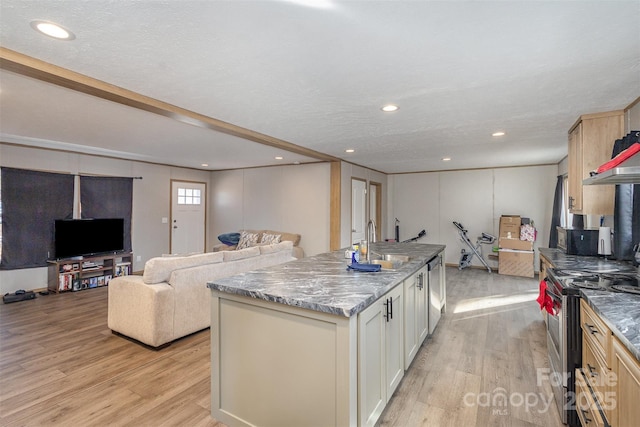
(236, 230, 260, 250)
(259, 240, 293, 255)
(260, 232, 281, 245)
(223, 245, 260, 261)
(143, 251, 224, 284)
(265, 229, 301, 246)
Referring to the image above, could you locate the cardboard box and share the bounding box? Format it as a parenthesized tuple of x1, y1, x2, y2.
(499, 215, 521, 238)
(498, 249, 534, 278)
(499, 237, 533, 251)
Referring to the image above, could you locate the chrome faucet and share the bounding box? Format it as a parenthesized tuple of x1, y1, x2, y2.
(367, 219, 377, 244)
(366, 219, 377, 263)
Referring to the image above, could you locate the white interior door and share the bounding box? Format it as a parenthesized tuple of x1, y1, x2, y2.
(352, 179, 367, 245)
(171, 181, 206, 254)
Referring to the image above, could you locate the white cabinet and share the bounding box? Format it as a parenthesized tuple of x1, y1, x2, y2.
(358, 285, 404, 427)
(428, 254, 443, 334)
(439, 251, 446, 312)
(404, 266, 428, 369)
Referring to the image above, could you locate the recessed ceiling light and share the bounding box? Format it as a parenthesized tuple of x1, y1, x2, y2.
(30, 20, 75, 40)
(381, 105, 399, 112)
(492, 131, 505, 137)
(201, 163, 209, 167)
(345, 149, 355, 153)
(442, 157, 451, 162)
(275, 156, 284, 160)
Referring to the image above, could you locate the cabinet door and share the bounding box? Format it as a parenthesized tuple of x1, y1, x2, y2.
(439, 254, 446, 312)
(568, 112, 622, 215)
(611, 337, 640, 427)
(417, 269, 429, 345)
(404, 272, 418, 369)
(358, 297, 386, 427)
(568, 123, 583, 212)
(580, 115, 621, 215)
(385, 285, 404, 399)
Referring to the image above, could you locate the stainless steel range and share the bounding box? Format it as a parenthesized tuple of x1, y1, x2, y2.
(545, 267, 639, 426)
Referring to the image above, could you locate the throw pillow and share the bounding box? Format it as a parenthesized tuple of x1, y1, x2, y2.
(236, 231, 260, 250)
(260, 233, 282, 245)
(218, 232, 241, 246)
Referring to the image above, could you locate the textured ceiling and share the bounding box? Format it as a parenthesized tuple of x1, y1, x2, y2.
(1, 0, 639, 173)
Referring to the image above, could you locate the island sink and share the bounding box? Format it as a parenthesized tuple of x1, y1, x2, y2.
(369, 253, 411, 270)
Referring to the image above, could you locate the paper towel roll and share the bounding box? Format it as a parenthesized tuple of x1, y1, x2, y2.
(598, 226, 612, 256)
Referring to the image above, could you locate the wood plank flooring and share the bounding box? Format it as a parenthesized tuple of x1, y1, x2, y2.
(378, 267, 562, 427)
(0, 267, 562, 426)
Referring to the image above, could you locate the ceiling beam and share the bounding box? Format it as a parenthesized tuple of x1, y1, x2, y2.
(0, 47, 339, 163)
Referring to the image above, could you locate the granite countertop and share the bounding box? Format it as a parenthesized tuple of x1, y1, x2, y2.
(207, 242, 445, 318)
(539, 248, 640, 362)
(539, 247, 638, 273)
(580, 290, 640, 362)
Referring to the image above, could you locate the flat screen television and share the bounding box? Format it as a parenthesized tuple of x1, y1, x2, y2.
(54, 218, 125, 259)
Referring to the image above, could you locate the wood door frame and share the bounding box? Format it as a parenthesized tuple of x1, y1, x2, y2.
(169, 179, 207, 254)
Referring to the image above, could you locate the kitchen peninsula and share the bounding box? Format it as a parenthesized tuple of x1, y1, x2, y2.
(207, 242, 445, 427)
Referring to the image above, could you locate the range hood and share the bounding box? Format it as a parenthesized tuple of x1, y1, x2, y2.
(583, 151, 640, 185)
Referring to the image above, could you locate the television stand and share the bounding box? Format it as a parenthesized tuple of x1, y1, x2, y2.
(47, 252, 133, 293)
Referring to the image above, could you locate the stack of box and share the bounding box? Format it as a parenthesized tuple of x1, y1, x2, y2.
(498, 215, 534, 278)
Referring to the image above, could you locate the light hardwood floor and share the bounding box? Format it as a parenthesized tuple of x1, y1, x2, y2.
(0, 267, 562, 426)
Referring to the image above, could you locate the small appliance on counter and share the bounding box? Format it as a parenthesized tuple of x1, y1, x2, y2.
(556, 226, 600, 256)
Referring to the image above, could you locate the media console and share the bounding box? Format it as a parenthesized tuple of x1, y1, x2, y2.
(47, 252, 133, 293)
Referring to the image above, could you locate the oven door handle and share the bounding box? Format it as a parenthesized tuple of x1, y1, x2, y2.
(545, 287, 562, 303)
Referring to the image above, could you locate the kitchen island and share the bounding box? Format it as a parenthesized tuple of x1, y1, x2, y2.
(207, 242, 445, 427)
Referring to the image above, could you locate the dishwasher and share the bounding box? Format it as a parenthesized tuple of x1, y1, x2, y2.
(427, 254, 442, 335)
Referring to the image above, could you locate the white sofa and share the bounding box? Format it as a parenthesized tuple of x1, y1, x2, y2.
(107, 241, 295, 348)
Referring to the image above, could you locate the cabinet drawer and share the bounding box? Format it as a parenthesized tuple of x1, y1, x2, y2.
(581, 299, 611, 362)
(582, 334, 613, 412)
(575, 368, 607, 427)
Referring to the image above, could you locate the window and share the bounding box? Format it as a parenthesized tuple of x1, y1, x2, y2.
(177, 187, 201, 205)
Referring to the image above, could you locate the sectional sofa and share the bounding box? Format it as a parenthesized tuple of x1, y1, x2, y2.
(107, 240, 295, 348)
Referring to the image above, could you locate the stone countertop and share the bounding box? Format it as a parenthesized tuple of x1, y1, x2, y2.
(580, 290, 640, 362)
(539, 247, 638, 274)
(207, 242, 445, 318)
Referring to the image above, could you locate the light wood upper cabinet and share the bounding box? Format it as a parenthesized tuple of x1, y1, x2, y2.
(567, 110, 624, 215)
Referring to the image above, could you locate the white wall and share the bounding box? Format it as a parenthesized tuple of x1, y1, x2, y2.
(389, 164, 558, 271)
(0, 143, 211, 294)
(210, 162, 331, 257)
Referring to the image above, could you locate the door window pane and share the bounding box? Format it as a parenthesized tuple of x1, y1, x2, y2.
(177, 187, 202, 205)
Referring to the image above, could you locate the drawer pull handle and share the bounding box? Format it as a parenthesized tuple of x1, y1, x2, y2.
(584, 323, 598, 335)
(581, 409, 592, 424)
(586, 363, 598, 377)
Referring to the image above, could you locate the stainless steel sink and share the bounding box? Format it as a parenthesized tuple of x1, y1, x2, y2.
(369, 253, 411, 270)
